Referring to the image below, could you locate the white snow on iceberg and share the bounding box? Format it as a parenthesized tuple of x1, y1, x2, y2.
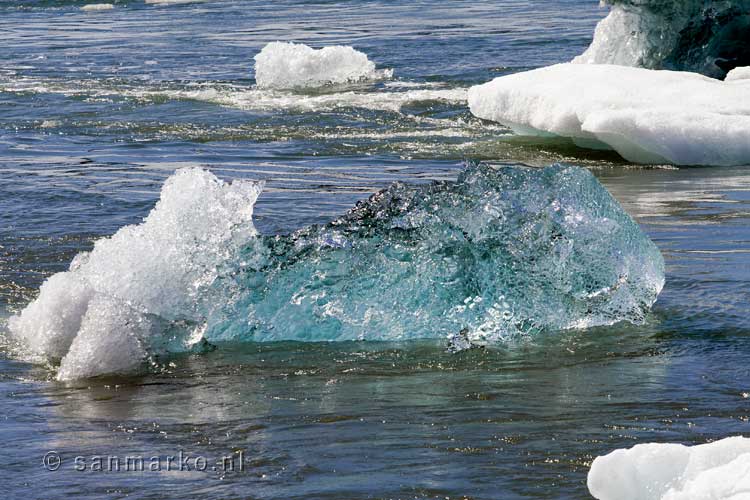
(727, 66, 750, 82)
(254, 42, 392, 90)
(468, 63, 750, 166)
(588, 437, 750, 500)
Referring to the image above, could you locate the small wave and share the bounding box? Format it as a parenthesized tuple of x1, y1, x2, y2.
(0, 74, 467, 113)
(254, 42, 393, 90)
(144, 0, 205, 5)
(155, 86, 467, 113)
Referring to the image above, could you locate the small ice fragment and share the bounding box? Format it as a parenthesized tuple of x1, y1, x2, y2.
(253, 41, 393, 90)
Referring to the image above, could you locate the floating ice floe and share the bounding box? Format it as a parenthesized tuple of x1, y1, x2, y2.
(575, 0, 750, 79)
(254, 42, 393, 89)
(81, 3, 114, 11)
(588, 437, 750, 500)
(468, 63, 750, 166)
(8, 164, 664, 380)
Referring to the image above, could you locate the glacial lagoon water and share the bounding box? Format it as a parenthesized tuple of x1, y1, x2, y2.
(1, 0, 749, 498)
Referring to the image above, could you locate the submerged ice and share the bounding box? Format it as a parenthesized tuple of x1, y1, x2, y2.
(576, 0, 750, 78)
(588, 437, 750, 500)
(254, 42, 392, 89)
(8, 164, 664, 380)
(468, 63, 750, 166)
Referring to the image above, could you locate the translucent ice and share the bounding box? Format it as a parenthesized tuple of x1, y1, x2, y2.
(217, 163, 664, 344)
(588, 437, 750, 500)
(8, 165, 664, 380)
(576, 0, 750, 78)
(468, 63, 750, 166)
(254, 42, 393, 90)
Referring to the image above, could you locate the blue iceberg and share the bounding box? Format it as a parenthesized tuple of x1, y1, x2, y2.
(7, 164, 665, 380)
(577, 0, 750, 78)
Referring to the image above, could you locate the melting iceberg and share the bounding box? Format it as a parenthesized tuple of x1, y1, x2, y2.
(576, 0, 750, 78)
(7, 164, 664, 380)
(588, 437, 750, 500)
(254, 42, 393, 89)
(468, 63, 750, 166)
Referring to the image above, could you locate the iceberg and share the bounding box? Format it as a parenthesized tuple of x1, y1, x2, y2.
(254, 42, 393, 90)
(8, 164, 664, 380)
(588, 437, 750, 500)
(576, 0, 750, 79)
(468, 63, 750, 166)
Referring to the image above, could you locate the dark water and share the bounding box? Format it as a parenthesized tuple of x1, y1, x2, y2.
(1, 1, 749, 498)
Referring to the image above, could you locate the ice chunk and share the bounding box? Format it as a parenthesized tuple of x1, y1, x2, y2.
(8, 164, 664, 379)
(588, 437, 750, 500)
(468, 63, 750, 166)
(215, 163, 664, 344)
(8, 168, 263, 380)
(254, 42, 393, 89)
(575, 0, 750, 79)
(81, 3, 114, 11)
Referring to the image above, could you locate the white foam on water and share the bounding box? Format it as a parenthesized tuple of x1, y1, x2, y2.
(155, 86, 468, 113)
(0, 74, 467, 114)
(254, 42, 393, 89)
(588, 437, 750, 500)
(8, 168, 263, 380)
(468, 63, 750, 166)
(81, 3, 114, 11)
(383, 81, 446, 89)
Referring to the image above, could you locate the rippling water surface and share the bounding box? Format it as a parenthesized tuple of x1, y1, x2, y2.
(1, 1, 749, 498)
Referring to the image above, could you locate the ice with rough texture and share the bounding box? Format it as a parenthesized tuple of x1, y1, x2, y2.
(8, 164, 664, 380)
(468, 63, 750, 166)
(254, 42, 392, 90)
(575, 0, 750, 78)
(8, 168, 263, 380)
(217, 163, 663, 344)
(588, 437, 750, 500)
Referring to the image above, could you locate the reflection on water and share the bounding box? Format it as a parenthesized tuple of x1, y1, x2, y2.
(3, 329, 750, 498)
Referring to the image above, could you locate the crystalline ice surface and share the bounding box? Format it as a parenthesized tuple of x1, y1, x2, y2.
(8, 165, 664, 379)
(468, 63, 750, 166)
(576, 0, 750, 78)
(588, 437, 750, 500)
